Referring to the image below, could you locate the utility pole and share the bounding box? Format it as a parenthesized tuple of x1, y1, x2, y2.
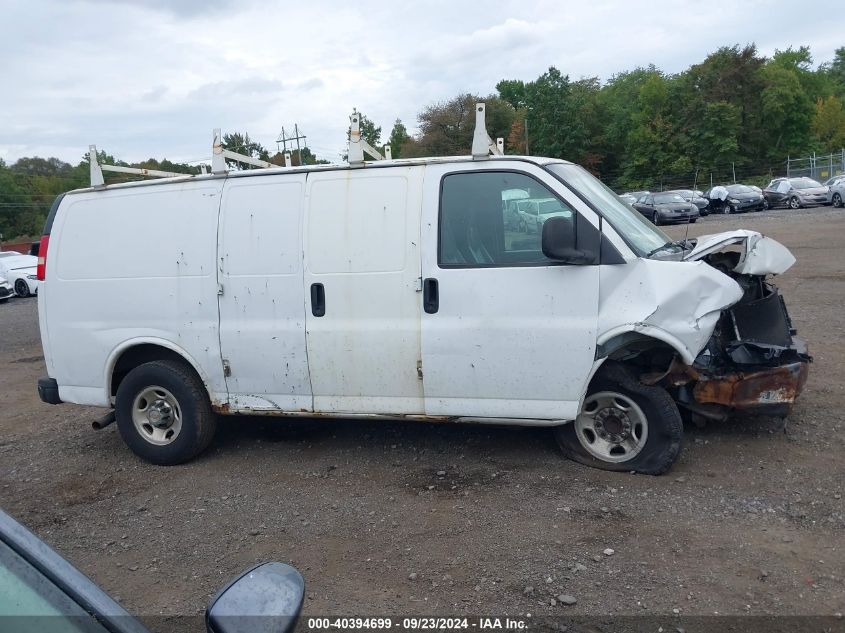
(524, 116, 529, 156)
(276, 125, 307, 165)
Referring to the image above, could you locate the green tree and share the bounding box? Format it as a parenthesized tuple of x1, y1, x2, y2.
(830, 46, 845, 95)
(409, 94, 514, 157)
(221, 132, 270, 168)
(387, 119, 411, 158)
(521, 67, 601, 166)
(758, 62, 814, 159)
(812, 96, 845, 152)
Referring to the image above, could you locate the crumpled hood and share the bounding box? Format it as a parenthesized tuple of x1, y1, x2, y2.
(683, 230, 795, 275)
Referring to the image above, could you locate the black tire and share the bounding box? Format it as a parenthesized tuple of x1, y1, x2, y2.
(652, 211, 660, 226)
(553, 363, 683, 475)
(115, 360, 217, 465)
(763, 199, 770, 210)
(690, 218, 697, 223)
(789, 196, 801, 210)
(14, 279, 30, 297)
(833, 193, 842, 208)
(723, 204, 732, 215)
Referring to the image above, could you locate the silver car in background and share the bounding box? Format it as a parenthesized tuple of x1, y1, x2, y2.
(828, 176, 845, 208)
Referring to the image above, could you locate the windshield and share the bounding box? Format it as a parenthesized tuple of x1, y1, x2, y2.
(790, 178, 822, 189)
(727, 185, 752, 194)
(546, 163, 673, 257)
(654, 193, 685, 204)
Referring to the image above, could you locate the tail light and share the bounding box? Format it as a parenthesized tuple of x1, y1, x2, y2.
(36, 235, 49, 281)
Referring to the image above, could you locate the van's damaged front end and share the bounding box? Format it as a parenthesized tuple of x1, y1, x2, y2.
(600, 230, 811, 422)
(658, 231, 810, 420)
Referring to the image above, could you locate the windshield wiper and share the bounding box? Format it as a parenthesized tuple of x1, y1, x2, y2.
(645, 240, 689, 259)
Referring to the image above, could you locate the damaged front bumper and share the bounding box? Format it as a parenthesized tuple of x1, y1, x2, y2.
(646, 347, 810, 419)
(643, 275, 811, 420)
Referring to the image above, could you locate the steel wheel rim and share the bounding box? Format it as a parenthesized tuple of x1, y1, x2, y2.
(575, 391, 649, 463)
(131, 385, 182, 446)
(790, 197, 799, 209)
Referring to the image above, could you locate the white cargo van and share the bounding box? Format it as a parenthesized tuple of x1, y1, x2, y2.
(36, 116, 810, 474)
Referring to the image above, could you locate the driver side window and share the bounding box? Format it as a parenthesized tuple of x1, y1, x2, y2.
(439, 171, 576, 267)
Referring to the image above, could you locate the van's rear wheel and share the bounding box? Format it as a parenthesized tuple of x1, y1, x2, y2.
(554, 364, 682, 475)
(115, 360, 216, 465)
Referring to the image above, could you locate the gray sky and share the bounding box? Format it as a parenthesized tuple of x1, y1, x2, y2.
(1, 0, 842, 165)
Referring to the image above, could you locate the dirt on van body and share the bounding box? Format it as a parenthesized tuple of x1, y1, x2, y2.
(1, 206, 843, 629)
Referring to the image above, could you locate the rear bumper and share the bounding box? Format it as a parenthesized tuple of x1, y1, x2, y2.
(38, 376, 62, 405)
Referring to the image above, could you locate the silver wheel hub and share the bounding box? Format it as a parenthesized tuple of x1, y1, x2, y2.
(132, 386, 182, 446)
(575, 391, 649, 463)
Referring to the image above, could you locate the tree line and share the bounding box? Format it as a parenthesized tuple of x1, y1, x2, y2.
(2, 43, 844, 240)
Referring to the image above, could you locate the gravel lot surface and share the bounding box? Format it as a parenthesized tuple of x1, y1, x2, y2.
(1, 206, 843, 630)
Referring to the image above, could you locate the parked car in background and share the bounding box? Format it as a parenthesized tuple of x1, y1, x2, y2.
(0, 506, 304, 633)
(516, 197, 572, 233)
(502, 188, 529, 230)
(631, 192, 699, 225)
(0, 276, 13, 303)
(0, 253, 39, 297)
(671, 189, 710, 215)
(704, 184, 766, 214)
(763, 177, 828, 209)
(822, 175, 845, 187)
(619, 190, 649, 205)
(829, 177, 845, 208)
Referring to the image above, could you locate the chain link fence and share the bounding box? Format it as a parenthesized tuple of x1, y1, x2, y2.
(786, 150, 845, 182)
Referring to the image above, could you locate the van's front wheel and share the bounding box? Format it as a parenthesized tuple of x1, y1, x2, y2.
(115, 360, 217, 465)
(554, 364, 682, 475)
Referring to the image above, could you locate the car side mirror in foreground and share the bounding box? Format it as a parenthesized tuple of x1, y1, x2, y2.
(541, 216, 598, 265)
(206, 562, 305, 633)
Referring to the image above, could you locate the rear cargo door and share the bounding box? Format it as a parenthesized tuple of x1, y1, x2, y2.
(303, 167, 424, 414)
(217, 175, 312, 412)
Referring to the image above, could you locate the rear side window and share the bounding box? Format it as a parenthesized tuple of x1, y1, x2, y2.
(439, 172, 575, 267)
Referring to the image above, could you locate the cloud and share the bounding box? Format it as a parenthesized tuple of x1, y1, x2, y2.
(1, 0, 843, 165)
(187, 78, 286, 101)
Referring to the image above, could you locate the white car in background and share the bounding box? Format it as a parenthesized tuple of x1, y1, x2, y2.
(0, 275, 13, 303)
(0, 252, 39, 297)
(828, 176, 845, 208)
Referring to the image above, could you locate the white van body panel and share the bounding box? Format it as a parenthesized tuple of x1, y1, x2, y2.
(217, 175, 312, 412)
(419, 161, 601, 420)
(303, 167, 425, 414)
(43, 181, 226, 406)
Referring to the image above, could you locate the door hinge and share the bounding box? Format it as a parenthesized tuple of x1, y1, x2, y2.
(416, 359, 423, 379)
(415, 277, 423, 292)
(217, 283, 224, 296)
(222, 359, 231, 377)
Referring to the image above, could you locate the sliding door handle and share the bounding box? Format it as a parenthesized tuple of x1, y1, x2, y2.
(310, 283, 325, 317)
(423, 278, 439, 314)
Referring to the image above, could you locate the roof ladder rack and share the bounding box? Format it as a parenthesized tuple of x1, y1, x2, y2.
(212, 129, 275, 174)
(88, 145, 185, 187)
(471, 103, 504, 160)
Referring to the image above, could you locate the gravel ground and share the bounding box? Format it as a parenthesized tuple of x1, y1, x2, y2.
(1, 206, 843, 630)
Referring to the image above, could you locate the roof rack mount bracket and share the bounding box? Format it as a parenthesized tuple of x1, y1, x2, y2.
(471, 103, 504, 159)
(348, 110, 386, 165)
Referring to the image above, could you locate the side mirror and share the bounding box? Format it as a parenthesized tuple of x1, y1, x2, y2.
(541, 216, 597, 265)
(206, 562, 305, 633)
